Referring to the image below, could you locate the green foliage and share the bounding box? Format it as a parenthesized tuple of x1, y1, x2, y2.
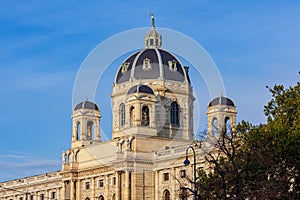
(199, 77, 300, 199)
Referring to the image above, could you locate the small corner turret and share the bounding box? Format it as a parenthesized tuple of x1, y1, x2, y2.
(71, 100, 101, 148)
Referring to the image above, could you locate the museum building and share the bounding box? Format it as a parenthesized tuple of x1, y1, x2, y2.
(0, 22, 237, 200)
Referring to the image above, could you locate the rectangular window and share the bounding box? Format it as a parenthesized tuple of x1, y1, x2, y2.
(40, 194, 44, 200)
(99, 179, 104, 187)
(112, 177, 116, 185)
(180, 170, 186, 178)
(85, 182, 90, 190)
(163, 172, 169, 181)
(30, 196, 34, 200)
(150, 39, 154, 45)
(51, 192, 56, 199)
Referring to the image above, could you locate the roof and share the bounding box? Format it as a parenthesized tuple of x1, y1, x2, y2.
(114, 27, 190, 85)
(74, 100, 99, 111)
(208, 96, 235, 107)
(127, 84, 154, 95)
(115, 48, 190, 84)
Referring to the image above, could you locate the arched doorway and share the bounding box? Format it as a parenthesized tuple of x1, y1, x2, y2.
(162, 189, 170, 200)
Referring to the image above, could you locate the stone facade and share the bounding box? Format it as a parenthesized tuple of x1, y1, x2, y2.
(0, 24, 236, 200)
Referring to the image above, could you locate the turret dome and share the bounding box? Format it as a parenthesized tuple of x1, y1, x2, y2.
(208, 96, 235, 107)
(74, 100, 99, 111)
(127, 84, 154, 95)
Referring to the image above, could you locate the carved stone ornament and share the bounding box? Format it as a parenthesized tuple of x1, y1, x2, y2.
(168, 60, 177, 71)
(142, 58, 152, 71)
(121, 62, 130, 74)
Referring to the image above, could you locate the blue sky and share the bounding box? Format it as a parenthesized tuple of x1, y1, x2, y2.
(0, 0, 299, 181)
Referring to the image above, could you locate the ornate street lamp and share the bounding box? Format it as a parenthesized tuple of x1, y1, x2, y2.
(184, 145, 197, 200)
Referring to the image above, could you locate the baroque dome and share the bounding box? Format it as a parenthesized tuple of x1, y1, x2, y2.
(114, 27, 190, 85)
(74, 100, 99, 111)
(208, 96, 235, 107)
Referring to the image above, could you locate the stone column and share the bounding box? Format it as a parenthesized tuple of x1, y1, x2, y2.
(105, 175, 109, 200)
(115, 172, 120, 200)
(136, 103, 141, 126)
(34, 192, 38, 200)
(62, 181, 66, 200)
(57, 187, 60, 200)
(94, 123, 100, 141)
(81, 118, 87, 140)
(91, 177, 95, 200)
(45, 189, 49, 200)
(76, 179, 81, 200)
(155, 171, 159, 200)
(72, 121, 77, 142)
(70, 180, 75, 200)
(124, 171, 131, 200)
(171, 168, 176, 200)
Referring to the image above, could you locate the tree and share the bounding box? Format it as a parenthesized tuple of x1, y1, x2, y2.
(199, 121, 253, 200)
(244, 81, 300, 199)
(198, 75, 300, 199)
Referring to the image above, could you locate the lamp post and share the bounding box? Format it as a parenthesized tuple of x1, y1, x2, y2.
(184, 145, 197, 200)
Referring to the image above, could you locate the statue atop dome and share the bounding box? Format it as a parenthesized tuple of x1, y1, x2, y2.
(144, 13, 162, 48)
(150, 13, 155, 27)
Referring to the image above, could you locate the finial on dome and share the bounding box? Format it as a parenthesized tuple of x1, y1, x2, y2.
(150, 12, 155, 27)
(144, 13, 162, 48)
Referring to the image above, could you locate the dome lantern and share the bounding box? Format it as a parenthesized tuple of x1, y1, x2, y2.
(144, 14, 162, 48)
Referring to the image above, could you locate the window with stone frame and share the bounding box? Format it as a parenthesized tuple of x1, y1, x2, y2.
(170, 101, 180, 126)
(111, 177, 116, 185)
(99, 179, 104, 188)
(85, 182, 90, 190)
(163, 172, 169, 181)
(180, 169, 186, 178)
(51, 192, 56, 199)
(119, 103, 125, 127)
(150, 39, 154, 46)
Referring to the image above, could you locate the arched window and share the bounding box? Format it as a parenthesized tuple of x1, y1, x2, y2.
(119, 103, 125, 127)
(180, 188, 188, 200)
(87, 121, 94, 140)
(98, 195, 104, 200)
(163, 189, 171, 200)
(225, 117, 231, 135)
(112, 194, 116, 200)
(141, 106, 150, 126)
(130, 106, 135, 127)
(76, 121, 81, 140)
(85, 198, 90, 200)
(212, 118, 218, 137)
(170, 102, 179, 126)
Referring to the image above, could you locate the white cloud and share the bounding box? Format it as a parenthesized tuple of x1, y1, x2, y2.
(0, 152, 60, 181)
